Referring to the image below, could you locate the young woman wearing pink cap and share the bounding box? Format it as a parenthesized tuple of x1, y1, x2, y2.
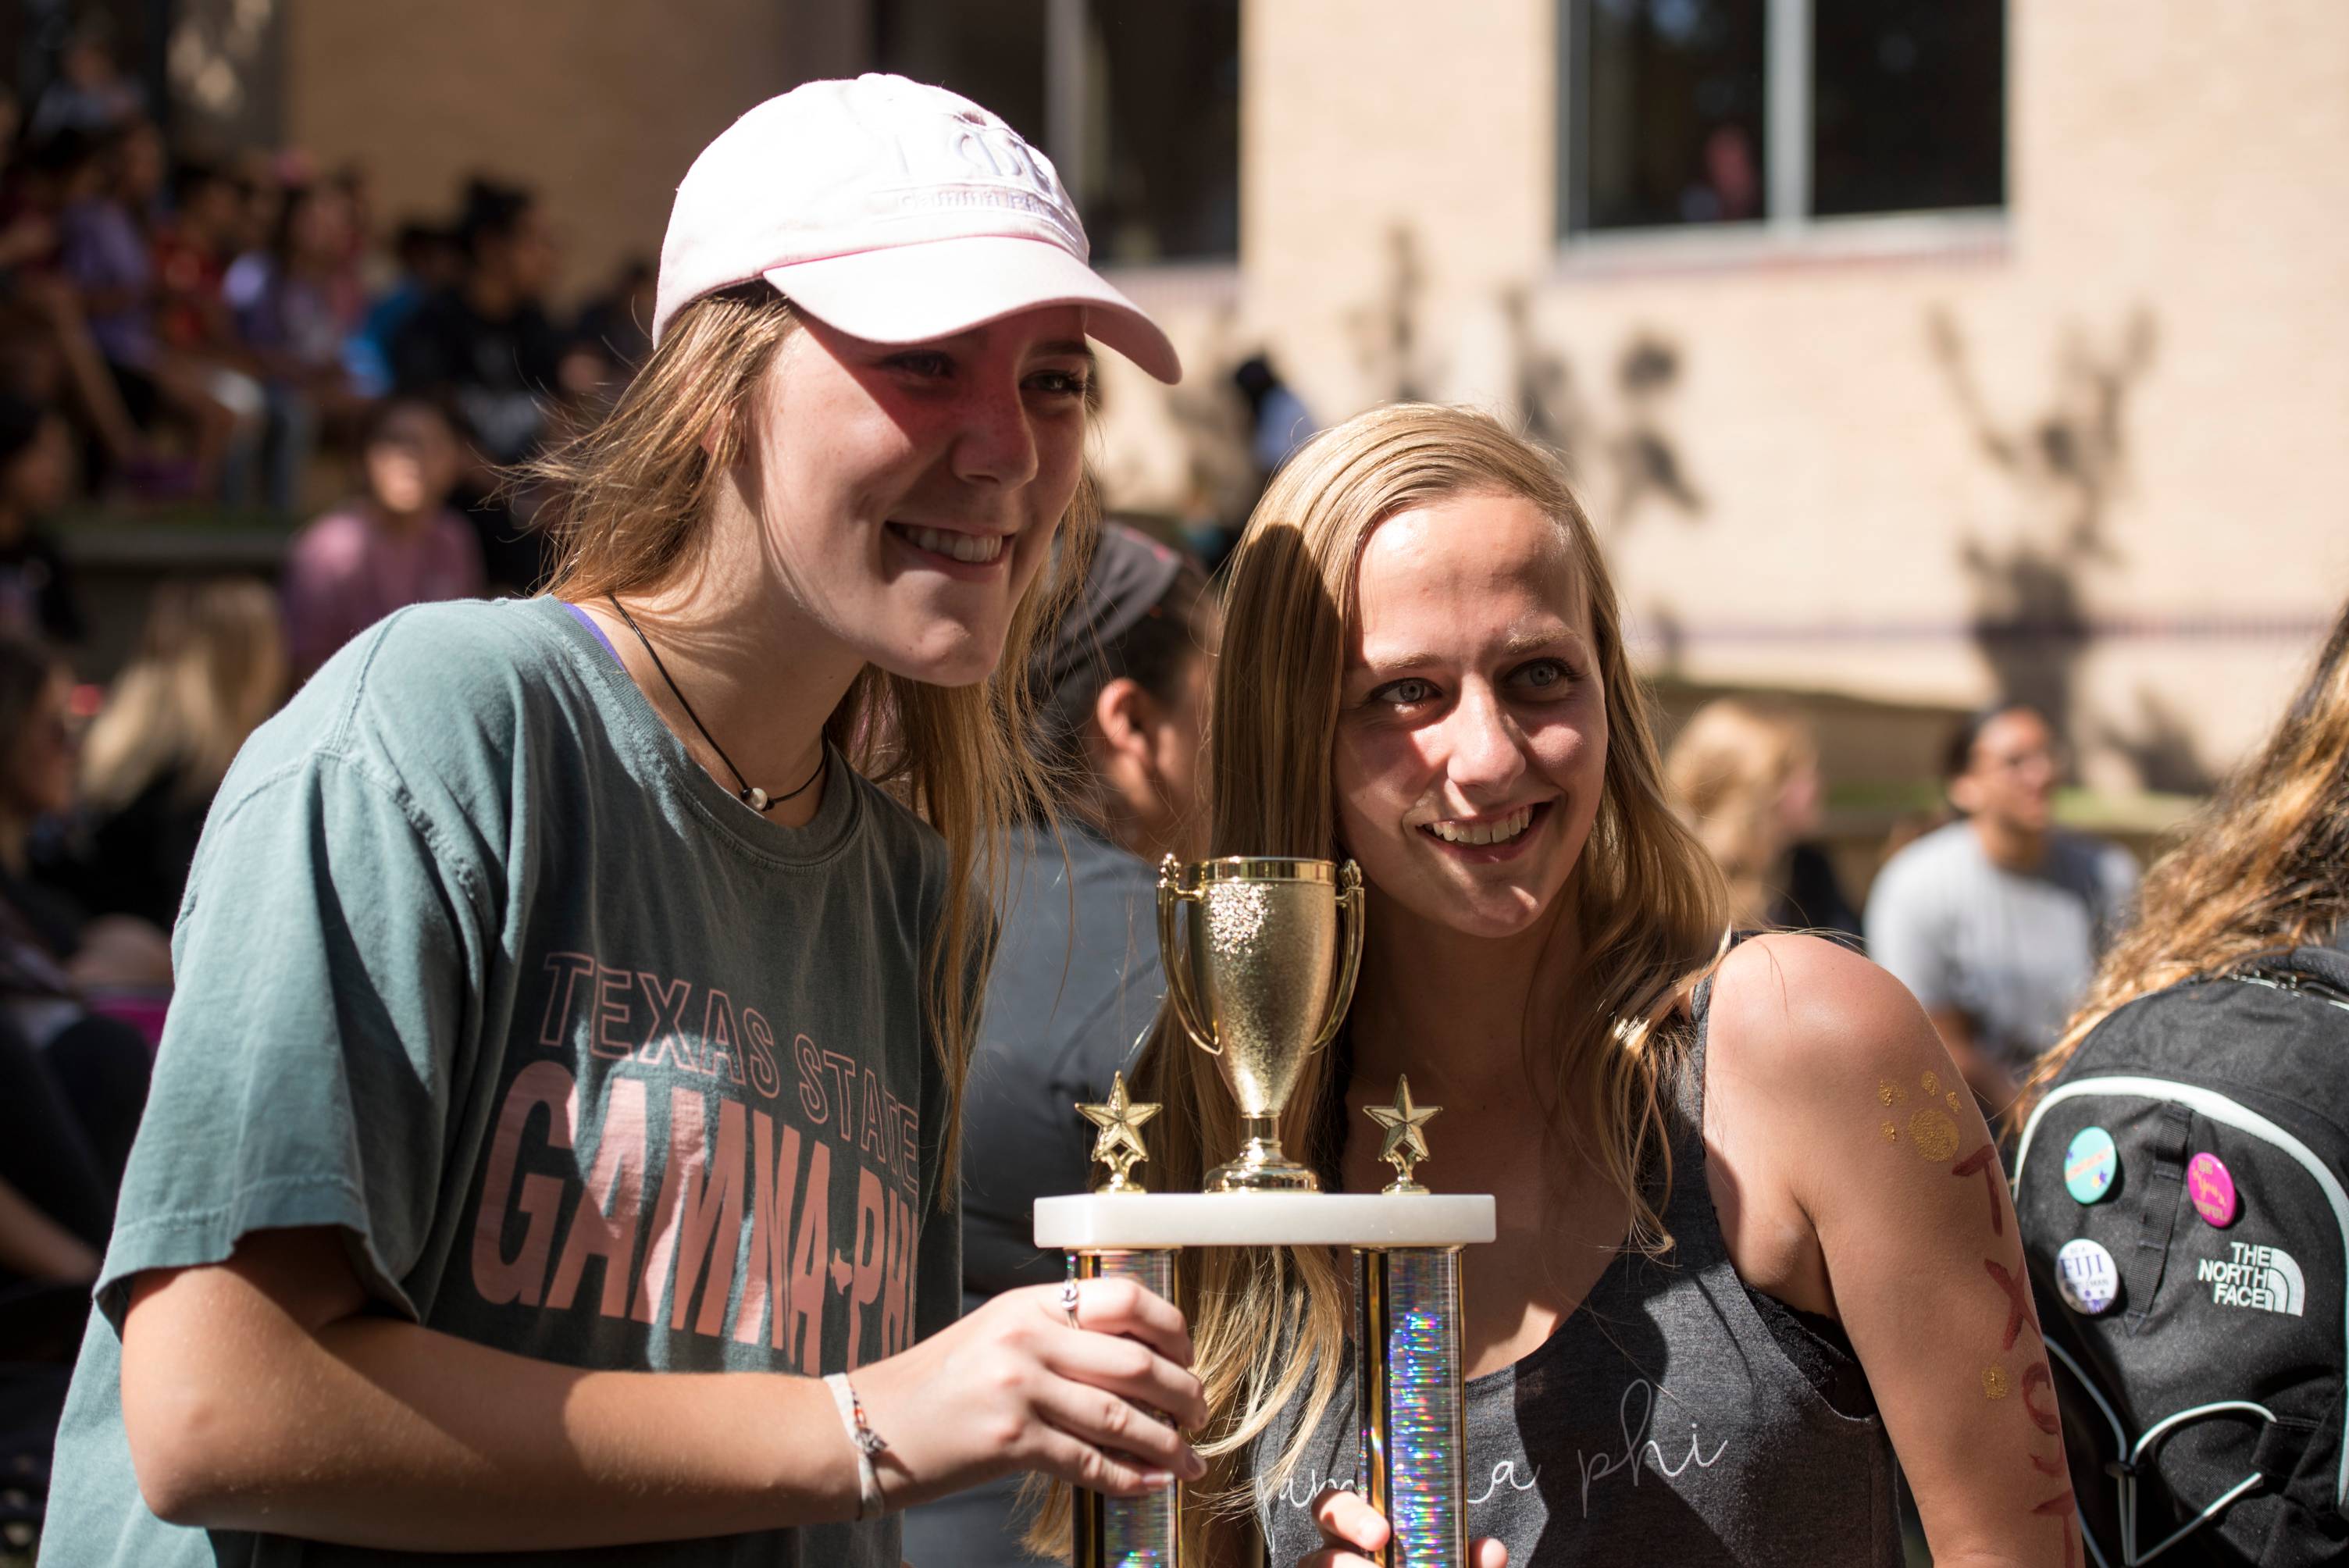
(42, 76, 1197, 1565)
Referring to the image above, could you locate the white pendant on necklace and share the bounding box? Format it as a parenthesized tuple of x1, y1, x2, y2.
(746, 787, 768, 811)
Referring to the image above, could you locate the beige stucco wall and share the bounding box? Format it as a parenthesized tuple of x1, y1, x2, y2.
(1098, 0, 2349, 793)
(280, 0, 2347, 791)
(282, 0, 804, 301)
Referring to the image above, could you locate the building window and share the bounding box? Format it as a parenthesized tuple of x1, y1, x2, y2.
(1560, 0, 2004, 237)
(875, 0, 1239, 265)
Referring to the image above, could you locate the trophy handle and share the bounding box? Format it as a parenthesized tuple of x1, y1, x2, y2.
(1311, 859, 1367, 1053)
(1157, 855, 1221, 1056)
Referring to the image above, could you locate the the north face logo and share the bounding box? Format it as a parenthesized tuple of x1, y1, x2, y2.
(2196, 1242, 2306, 1316)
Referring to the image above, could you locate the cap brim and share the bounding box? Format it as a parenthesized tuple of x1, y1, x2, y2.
(765, 236, 1182, 384)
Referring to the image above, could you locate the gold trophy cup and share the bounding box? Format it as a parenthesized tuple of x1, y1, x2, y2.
(1156, 855, 1365, 1192)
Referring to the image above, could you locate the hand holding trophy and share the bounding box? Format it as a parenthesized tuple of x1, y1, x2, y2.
(1037, 855, 1494, 1567)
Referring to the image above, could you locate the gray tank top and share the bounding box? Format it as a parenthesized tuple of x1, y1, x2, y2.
(1253, 975, 1903, 1566)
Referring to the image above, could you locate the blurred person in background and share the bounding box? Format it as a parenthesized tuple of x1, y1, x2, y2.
(0, 629, 166, 1050)
(1664, 695, 1861, 945)
(55, 124, 235, 496)
(901, 522, 1213, 1568)
(1866, 700, 2137, 1110)
(344, 219, 459, 398)
(0, 391, 84, 643)
(572, 253, 655, 374)
(392, 177, 570, 591)
(282, 395, 483, 678)
(0, 119, 151, 478)
(27, 25, 144, 141)
(224, 178, 367, 515)
(50, 578, 285, 931)
(151, 159, 267, 501)
(2009, 597, 2349, 1563)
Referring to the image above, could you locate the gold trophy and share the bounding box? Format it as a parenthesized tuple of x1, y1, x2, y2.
(1039, 856, 1492, 1568)
(1154, 855, 1365, 1191)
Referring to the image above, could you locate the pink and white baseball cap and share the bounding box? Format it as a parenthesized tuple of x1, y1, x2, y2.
(653, 73, 1181, 383)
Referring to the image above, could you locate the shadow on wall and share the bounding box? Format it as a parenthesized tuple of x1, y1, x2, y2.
(1339, 224, 1704, 529)
(1152, 224, 1706, 554)
(1930, 305, 2206, 791)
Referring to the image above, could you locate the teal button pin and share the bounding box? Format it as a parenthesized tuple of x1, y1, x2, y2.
(2064, 1125, 2117, 1204)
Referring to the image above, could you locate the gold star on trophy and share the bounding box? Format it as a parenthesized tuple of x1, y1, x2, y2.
(1077, 1071, 1161, 1195)
(1364, 1074, 1442, 1194)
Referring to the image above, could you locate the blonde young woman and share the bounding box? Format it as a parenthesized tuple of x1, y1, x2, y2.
(68, 576, 286, 930)
(1134, 406, 2078, 1567)
(44, 77, 1207, 1565)
(1663, 697, 1860, 943)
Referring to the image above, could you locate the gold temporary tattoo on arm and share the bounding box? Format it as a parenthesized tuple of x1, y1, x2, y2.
(1875, 1073, 1962, 1160)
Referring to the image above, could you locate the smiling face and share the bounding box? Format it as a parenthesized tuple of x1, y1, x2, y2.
(740, 305, 1093, 688)
(1333, 490, 1609, 941)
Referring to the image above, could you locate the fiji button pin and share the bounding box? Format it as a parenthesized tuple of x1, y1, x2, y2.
(2187, 1151, 2239, 1227)
(2063, 1125, 2118, 1204)
(2055, 1237, 2123, 1316)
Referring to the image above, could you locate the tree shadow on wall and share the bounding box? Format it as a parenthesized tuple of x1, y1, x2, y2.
(1351, 226, 1435, 404)
(1499, 283, 1703, 529)
(1931, 307, 2180, 782)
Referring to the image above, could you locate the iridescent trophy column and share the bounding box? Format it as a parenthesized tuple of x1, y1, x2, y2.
(1035, 857, 1493, 1568)
(1353, 1077, 1467, 1567)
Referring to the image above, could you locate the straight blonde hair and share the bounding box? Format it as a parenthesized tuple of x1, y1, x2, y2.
(1663, 697, 1818, 929)
(83, 576, 286, 812)
(2019, 598, 2349, 1120)
(1047, 404, 1727, 1557)
(530, 283, 1100, 1193)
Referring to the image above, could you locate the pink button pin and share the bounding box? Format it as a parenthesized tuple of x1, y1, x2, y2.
(2187, 1152, 2238, 1227)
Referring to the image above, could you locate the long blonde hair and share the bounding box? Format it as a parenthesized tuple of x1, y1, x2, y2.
(1121, 404, 1727, 1554)
(82, 576, 287, 812)
(2019, 599, 2349, 1118)
(1663, 697, 1817, 928)
(529, 283, 1100, 1193)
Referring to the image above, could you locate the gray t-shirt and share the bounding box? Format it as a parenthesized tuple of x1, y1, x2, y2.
(1864, 821, 2138, 1074)
(42, 597, 963, 1566)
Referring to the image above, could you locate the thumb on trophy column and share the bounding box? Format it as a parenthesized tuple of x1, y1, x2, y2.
(1303, 1487, 1510, 1567)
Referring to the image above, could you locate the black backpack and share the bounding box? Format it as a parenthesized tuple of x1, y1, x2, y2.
(2013, 939, 2349, 1566)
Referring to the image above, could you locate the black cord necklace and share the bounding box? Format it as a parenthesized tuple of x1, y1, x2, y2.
(605, 595, 822, 814)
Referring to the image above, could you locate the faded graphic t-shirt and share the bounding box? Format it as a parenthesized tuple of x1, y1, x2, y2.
(44, 597, 962, 1566)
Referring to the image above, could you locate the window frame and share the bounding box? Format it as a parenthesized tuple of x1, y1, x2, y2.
(1043, 0, 1242, 279)
(1556, 0, 2009, 271)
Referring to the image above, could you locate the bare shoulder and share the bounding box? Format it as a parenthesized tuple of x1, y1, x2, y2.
(1706, 932, 1939, 1094)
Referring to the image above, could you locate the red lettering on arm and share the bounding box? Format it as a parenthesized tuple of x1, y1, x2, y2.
(1985, 1257, 2040, 1351)
(1951, 1144, 2004, 1237)
(2019, 1361, 2059, 1436)
(2031, 1484, 2082, 1568)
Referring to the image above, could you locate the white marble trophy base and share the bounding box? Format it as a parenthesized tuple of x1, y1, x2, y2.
(1035, 1192, 1495, 1250)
